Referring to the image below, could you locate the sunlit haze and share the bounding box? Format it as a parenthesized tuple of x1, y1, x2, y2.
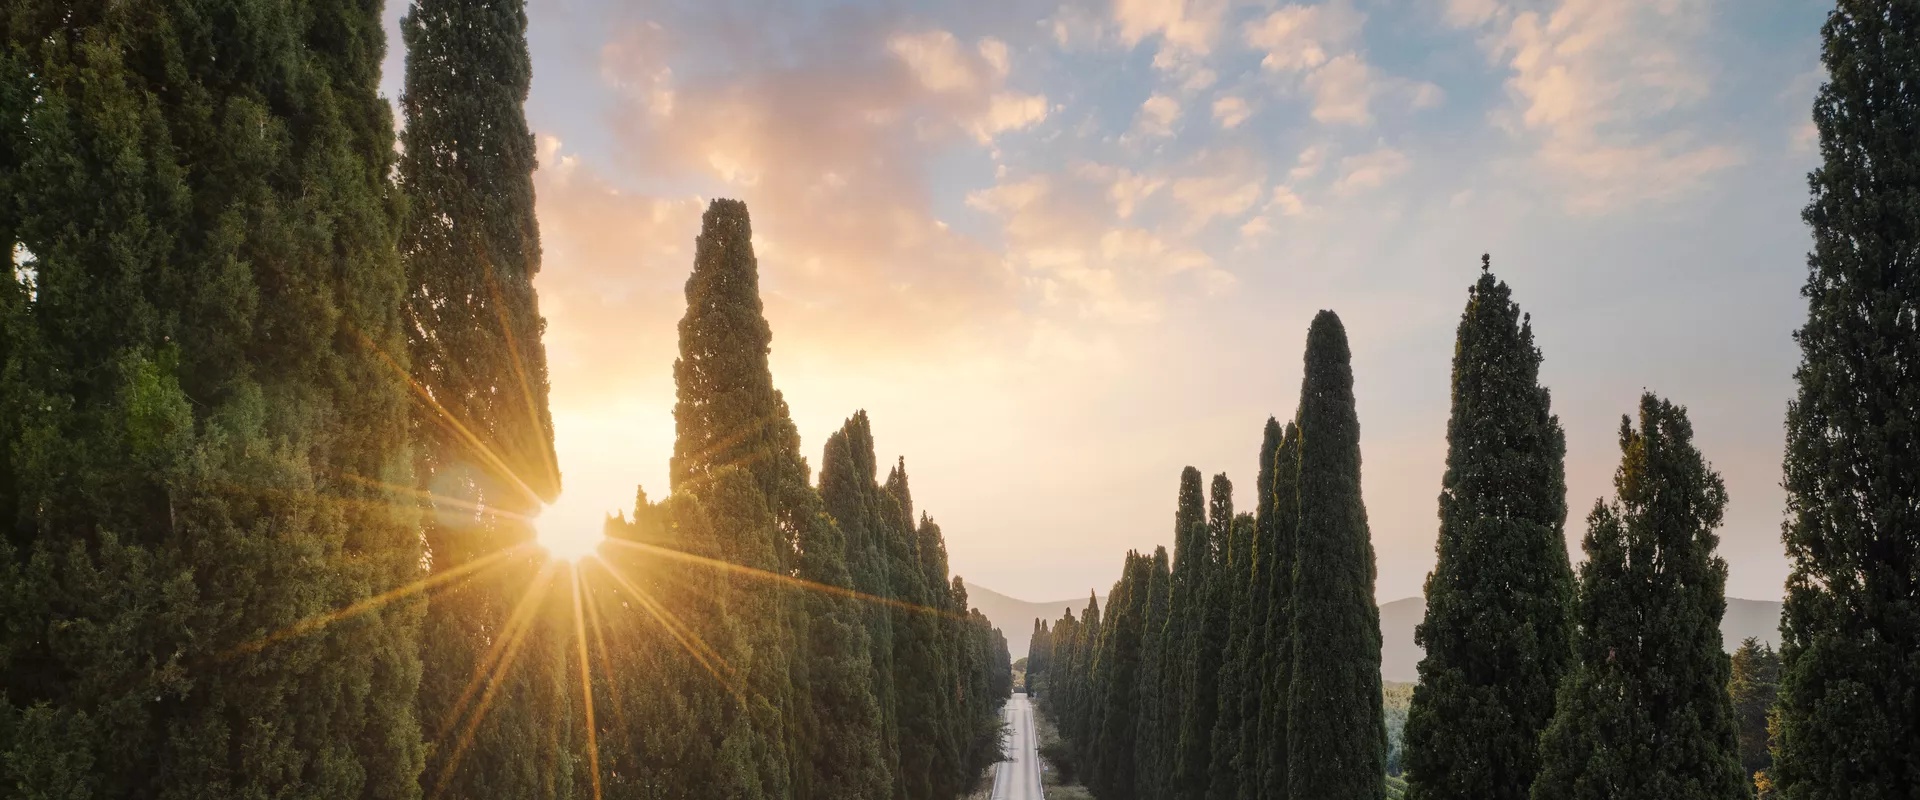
(381, 0, 1825, 603)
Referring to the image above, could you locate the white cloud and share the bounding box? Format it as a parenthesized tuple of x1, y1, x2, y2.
(1245, 1, 1365, 73)
(972, 92, 1051, 143)
(1307, 53, 1375, 125)
(891, 30, 982, 93)
(1115, 0, 1230, 56)
(1213, 95, 1253, 128)
(1459, 0, 1742, 210)
(1333, 146, 1410, 194)
(1135, 93, 1183, 137)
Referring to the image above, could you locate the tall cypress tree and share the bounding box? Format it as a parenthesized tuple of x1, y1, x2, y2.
(1144, 467, 1207, 799)
(1257, 421, 1302, 800)
(1772, 3, 1920, 797)
(1090, 553, 1151, 800)
(1134, 545, 1174, 800)
(820, 412, 903, 794)
(668, 199, 799, 798)
(1405, 260, 1573, 800)
(1288, 311, 1387, 800)
(1, 2, 425, 795)
(1174, 475, 1236, 799)
(398, 0, 573, 793)
(1531, 394, 1748, 800)
(1234, 418, 1285, 800)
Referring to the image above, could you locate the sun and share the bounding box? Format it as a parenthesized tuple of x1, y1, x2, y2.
(533, 494, 609, 562)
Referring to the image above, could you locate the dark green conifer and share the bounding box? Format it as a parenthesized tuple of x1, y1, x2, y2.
(1207, 510, 1257, 800)
(1772, 3, 1920, 797)
(1256, 422, 1302, 800)
(1092, 552, 1152, 800)
(398, 0, 574, 792)
(1174, 475, 1236, 799)
(1133, 546, 1174, 800)
(1728, 638, 1781, 787)
(1288, 311, 1387, 800)
(1405, 261, 1573, 800)
(1234, 418, 1285, 800)
(1531, 395, 1748, 800)
(820, 412, 903, 792)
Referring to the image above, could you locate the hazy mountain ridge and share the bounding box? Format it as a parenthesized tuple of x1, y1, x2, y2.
(972, 584, 1783, 674)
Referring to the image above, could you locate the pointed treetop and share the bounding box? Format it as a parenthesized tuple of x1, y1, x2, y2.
(1481, 252, 1491, 272)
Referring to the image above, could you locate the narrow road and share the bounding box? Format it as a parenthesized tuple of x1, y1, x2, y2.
(990, 692, 1043, 800)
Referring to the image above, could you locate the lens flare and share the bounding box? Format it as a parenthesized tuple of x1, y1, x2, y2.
(534, 494, 610, 562)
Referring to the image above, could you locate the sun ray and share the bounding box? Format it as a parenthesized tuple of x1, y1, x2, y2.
(341, 472, 537, 528)
(430, 562, 560, 800)
(579, 569, 631, 733)
(601, 537, 962, 621)
(224, 545, 526, 659)
(587, 556, 745, 701)
(434, 559, 560, 743)
(569, 565, 604, 800)
(354, 327, 546, 510)
(486, 272, 563, 501)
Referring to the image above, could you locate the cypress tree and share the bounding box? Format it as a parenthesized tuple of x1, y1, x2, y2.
(1234, 418, 1285, 800)
(1772, 3, 1920, 797)
(1207, 510, 1257, 800)
(1134, 546, 1174, 800)
(1404, 260, 1573, 800)
(668, 199, 799, 798)
(1728, 638, 1781, 787)
(1530, 394, 1748, 800)
(820, 412, 903, 794)
(1288, 311, 1387, 800)
(1156, 467, 1208, 793)
(398, 0, 574, 793)
(885, 459, 953, 800)
(1256, 422, 1302, 800)
(1091, 553, 1152, 800)
(1, 2, 426, 795)
(1174, 475, 1236, 799)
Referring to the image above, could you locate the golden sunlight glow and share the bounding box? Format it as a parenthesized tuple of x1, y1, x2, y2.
(534, 494, 611, 562)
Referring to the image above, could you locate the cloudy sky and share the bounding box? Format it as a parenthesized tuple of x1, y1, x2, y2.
(382, 0, 1828, 604)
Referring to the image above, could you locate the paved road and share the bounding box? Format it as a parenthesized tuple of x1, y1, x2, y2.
(990, 692, 1043, 800)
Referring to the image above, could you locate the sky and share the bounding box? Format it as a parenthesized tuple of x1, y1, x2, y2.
(381, 0, 1830, 605)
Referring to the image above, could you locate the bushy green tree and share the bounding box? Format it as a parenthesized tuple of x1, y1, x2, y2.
(1772, 3, 1920, 798)
(1405, 261, 1573, 800)
(1531, 395, 1748, 800)
(0, 2, 425, 795)
(1288, 311, 1387, 800)
(1133, 546, 1174, 800)
(820, 412, 903, 792)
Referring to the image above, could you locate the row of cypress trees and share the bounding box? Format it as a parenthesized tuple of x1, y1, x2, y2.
(585, 199, 1014, 800)
(1030, 310, 1389, 800)
(1029, 4, 1920, 795)
(0, 2, 1013, 797)
(1030, 269, 1752, 800)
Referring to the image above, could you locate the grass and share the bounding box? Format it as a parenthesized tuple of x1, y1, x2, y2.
(1032, 706, 1095, 800)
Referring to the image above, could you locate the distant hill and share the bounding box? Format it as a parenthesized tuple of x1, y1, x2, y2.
(969, 583, 1781, 674)
(1380, 596, 1784, 682)
(965, 584, 1102, 660)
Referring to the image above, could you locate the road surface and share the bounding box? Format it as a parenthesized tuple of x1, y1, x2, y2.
(990, 692, 1043, 800)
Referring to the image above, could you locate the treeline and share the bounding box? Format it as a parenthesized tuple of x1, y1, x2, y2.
(582, 200, 1014, 800)
(0, 2, 1009, 799)
(1029, 3, 1920, 798)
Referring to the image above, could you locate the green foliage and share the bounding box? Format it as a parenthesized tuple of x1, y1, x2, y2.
(1728, 638, 1780, 786)
(397, 0, 575, 793)
(1255, 422, 1301, 800)
(1405, 263, 1573, 800)
(0, 1, 425, 796)
(1531, 395, 1748, 800)
(1288, 311, 1387, 800)
(1772, 4, 1920, 799)
(1172, 476, 1234, 800)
